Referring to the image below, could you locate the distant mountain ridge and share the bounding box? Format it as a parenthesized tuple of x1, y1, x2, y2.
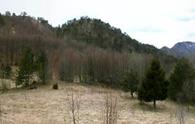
(161, 41, 195, 57)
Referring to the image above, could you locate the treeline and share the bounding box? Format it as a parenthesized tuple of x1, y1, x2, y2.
(57, 46, 195, 108)
(59, 46, 152, 86)
(138, 57, 195, 108)
(6, 46, 195, 109)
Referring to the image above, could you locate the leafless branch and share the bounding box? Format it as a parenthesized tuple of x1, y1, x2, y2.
(103, 92, 118, 124)
(68, 89, 80, 124)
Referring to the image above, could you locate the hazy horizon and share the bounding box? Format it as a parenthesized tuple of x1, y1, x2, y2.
(1, 0, 195, 48)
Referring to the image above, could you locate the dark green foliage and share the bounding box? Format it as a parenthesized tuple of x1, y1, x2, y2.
(35, 51, 48, 84)
(122, 71, 139, 97)
(56, 25, 63, 38)
(16, 48, 49, 87)
(59, 17, 159, 54)
(0, 64, 11, 79)
(0, 14, 5, 26)
(37, 17, 48, 25)
(169, 58, 195, 102)
(138, 58, 168, 108)
(16, 48, 34, 87)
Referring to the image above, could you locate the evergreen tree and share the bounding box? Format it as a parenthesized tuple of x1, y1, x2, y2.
(16, 48, 34, 87)
(1, 64, 11, 79)
(138, 58, 168, 108)
(169, 58, 195, 102)
(35, 51, 48, 84)
(122, 71, 139, 98)
(0, 13, 5, 26)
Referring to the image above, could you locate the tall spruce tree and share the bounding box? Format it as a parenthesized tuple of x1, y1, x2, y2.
(16, 48, 34, 87)
(169, 58, 195, 102)
(138, 58, 168, 108)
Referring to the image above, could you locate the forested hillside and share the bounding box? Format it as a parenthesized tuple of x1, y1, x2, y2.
(57, 16, 159, 53)
(0, 13, 176, 82)
(0, 12, 63, 66)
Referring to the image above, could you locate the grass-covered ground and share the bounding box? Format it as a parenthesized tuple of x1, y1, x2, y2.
(0, 81, 195, 124)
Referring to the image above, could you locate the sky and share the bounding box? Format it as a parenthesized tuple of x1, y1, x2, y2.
(1, 0, 195, 48)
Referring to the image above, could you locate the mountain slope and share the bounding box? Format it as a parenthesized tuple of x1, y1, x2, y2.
(161, 41, 195, 58)
(57, 17, 159, 54)
(0, 14, 176, 68)
(0, 15, 167, 55)
(0, 14, 63, 65)
(0, 13, 177, 88)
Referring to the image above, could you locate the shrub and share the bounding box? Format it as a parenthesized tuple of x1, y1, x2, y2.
(28, 81, 38, 90)
(52, 83, 58, 89)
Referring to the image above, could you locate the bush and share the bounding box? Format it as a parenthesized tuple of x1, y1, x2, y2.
(122, 71, 139, 98)
(52, 83, 58, 90)
(1, 64, 12, 79)
(16, 48, 34, 87)
(28, 81, 38, 90)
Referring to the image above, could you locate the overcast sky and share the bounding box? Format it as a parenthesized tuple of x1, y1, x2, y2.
(1, 0, 195, 48)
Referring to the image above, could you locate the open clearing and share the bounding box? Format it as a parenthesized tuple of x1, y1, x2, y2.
(0, 82, 195, 124)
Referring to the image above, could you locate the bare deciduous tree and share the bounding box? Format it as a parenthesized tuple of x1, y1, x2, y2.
(68, 90, 80, 124)
(103, 92, 118, 124)
(175, 104, 187, 124)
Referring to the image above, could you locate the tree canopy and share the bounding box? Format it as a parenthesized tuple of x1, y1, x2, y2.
(138, 58, 168, 108)
(16, 48, 34, 87)
(169, 58, 195, 102)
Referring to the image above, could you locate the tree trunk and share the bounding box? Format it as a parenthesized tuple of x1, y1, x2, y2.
(79, 74, 81, 83)
(131, 91, 134, 98)
(153, 99, 156, 109)
(187, 104, 190, 112)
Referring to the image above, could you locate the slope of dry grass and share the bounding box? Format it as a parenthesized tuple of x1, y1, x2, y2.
(0, 81, 195, 124)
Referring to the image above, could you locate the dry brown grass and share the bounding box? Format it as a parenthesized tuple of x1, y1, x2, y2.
(0, 81, 195, 124)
